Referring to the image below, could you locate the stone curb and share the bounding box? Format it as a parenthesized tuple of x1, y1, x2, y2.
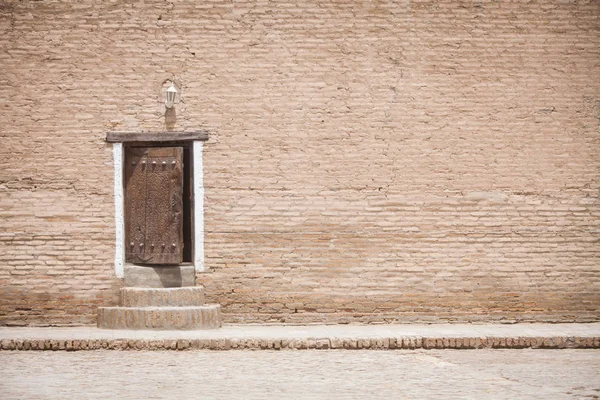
(1, 336, 599, 351)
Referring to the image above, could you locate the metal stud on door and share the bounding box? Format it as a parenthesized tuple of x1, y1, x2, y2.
(125, 147, 184, 265)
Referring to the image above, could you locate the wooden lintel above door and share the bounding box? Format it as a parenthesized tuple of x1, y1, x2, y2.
(106, 131, 209, 143)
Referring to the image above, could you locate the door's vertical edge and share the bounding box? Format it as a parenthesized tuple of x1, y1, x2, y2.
(113, 143, 125, 278)
(193, 141, 204, 272)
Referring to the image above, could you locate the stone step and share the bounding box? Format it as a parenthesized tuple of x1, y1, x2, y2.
(120, 287, 205, 307)
(97, 305, 221, 330)
(124, 265, 195, 288)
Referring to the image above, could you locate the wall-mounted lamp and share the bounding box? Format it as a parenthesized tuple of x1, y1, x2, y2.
(165, 81, 178, 108)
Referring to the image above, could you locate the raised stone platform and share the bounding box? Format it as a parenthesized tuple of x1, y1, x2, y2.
(1, 323, 599, 351)
(98, 306, 221, 330)
(97, 287, 221, 330)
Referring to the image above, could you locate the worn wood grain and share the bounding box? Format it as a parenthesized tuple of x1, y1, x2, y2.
(106, 131, 209, 143)
(125, 147, 184, 265)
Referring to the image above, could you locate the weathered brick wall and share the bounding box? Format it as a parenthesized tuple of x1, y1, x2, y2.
(1, 0, 598, 325)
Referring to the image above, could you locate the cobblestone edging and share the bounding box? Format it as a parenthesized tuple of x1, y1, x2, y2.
(1, 336, 599, 351)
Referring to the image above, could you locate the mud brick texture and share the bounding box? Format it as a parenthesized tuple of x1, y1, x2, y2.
(0, 1, 599, 325)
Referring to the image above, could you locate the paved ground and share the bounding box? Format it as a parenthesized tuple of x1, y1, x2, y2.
(1, 349, 599, 399)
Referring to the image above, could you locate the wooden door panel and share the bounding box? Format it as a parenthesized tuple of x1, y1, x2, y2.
(145, 147, 183, 264)
(124, 149, 148, 263)
(125, 147, 183, 265)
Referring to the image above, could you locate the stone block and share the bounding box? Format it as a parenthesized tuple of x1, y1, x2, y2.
(97, 305, 221, 330)
(120, 287, 205, 307)
(123, 265, 195, 288)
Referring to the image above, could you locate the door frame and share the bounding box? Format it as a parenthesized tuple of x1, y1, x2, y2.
(107, 131, 208, 278)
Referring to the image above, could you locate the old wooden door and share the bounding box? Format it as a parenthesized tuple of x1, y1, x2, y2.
(125, 147, 183, 264)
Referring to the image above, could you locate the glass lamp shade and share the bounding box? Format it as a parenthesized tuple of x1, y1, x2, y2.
(165, 82, 178, 108)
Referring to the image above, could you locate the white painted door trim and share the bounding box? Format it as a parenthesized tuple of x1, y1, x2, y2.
(113, 143, 125, 278)
(192, 141, 205, 272)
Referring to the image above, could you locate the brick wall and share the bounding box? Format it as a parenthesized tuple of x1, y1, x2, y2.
(0, 0, 598, 325)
